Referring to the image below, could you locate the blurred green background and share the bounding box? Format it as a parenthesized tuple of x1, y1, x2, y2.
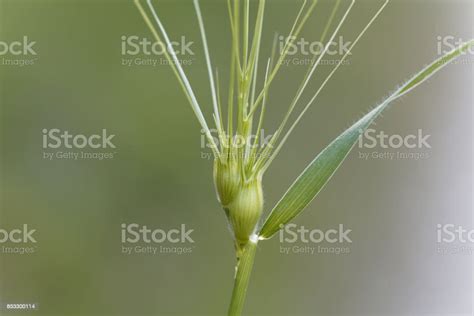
(0, 0, 473, 315)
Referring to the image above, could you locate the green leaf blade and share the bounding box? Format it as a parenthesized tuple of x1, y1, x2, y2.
(259, 40, 474, 239)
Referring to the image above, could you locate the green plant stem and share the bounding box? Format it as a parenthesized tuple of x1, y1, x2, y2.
(228, 240, 258, 316)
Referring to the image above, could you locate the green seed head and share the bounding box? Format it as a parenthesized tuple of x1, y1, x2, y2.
(213, 159, 241, 206)
(227, 176, 263, 245)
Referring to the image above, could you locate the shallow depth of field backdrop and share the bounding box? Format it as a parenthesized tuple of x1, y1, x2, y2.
(0, 0, 473, 315)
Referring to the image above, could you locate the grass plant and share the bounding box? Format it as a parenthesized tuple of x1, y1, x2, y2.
(134, 0, 474, 314)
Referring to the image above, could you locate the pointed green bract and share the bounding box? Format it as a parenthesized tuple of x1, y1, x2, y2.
(259, 40, 474, 239)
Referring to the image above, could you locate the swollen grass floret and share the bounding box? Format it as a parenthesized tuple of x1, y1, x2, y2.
(227, 175, 263, 246)
(213, 158, 241, 206)
(214, 153, 263, 248)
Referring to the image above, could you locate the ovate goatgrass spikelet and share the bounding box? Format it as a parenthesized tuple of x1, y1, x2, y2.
(134, 0, 474, 315)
